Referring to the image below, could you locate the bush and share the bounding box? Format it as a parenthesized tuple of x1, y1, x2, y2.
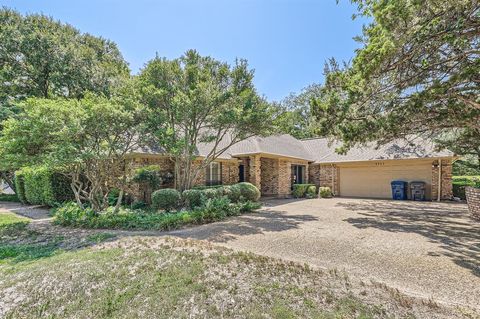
(452, 176, 480, 199)
(202, 187, 222, 200)
(0, 194, 20, 202)
(53, 198, 261, 231)
(152, 188, 181, 212)
(292, 184, 316, 198)
(182, 189, 206, 209)
(222, 185, 242, 203)
(14, 167, 73, 206)
(14, 171, 27, 204)
(319, 187, 332, 198)
(305, 185, 317, 199)
(131, 201, 147, 210)
(235, 182, 261, 201)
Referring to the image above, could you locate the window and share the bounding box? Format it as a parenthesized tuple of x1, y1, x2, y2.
(206, 162, 222, 186)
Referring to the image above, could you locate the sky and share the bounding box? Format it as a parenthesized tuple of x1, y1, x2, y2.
(2, 0, 367, 102)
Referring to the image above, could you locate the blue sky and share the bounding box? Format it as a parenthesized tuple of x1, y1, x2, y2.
(2, 0, 366, 102)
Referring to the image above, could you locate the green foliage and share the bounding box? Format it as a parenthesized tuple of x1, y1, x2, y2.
(151, 188, 181, 212)
(182, 189, 206, 209)
(235, 182, 261, 201)
(452, 176, 480, 200)
(14, 171, 27, 204)
(138, 50, 275, 191)
(305, 185, 317, 199)
(292, 184, 316, 198)
(319, 187, 332, 199)
(0, 95, 145, 211)
(202, 188, 222, 200)
(221, 185, 242, 203)
(453, 158, 480, 176)
(0, 193, 19, 202)
(132, 165, 172, 190)
(15, 166, 73, 206)
(273, 84, 322, 139)
(0, 212, 29, 237)
(0, 8, 128, 107)
(313, 1, 480, 153)
(53, 199, 260, 231)
(131, 201, 148, 210)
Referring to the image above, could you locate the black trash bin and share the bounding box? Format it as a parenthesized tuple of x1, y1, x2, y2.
(410, 181, 426, 201)
(391, 181, 408, 200)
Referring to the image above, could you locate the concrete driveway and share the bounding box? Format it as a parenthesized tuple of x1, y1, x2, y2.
(168, 197, 480, 310)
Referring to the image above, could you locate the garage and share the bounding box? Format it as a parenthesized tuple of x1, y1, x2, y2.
(338, 160, 433, 200)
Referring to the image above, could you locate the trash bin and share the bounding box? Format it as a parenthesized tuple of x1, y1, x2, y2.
(391, 181, 407, 200)
(410, 181, 426, 201)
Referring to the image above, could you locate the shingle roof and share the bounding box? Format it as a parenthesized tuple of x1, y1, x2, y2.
(301, 137, 454, 164)
(133, 134, 454, 162)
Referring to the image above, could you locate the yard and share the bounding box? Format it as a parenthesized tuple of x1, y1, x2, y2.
(1, 199, 479, 318)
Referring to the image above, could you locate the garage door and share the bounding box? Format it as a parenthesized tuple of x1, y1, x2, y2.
(339, 162, 432, 199)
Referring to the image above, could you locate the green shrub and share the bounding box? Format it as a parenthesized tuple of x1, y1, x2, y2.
(292, 184, 315, 198)
(152, 188, 181, 212)
(192, 185, 222, 190)
(452, 176, 480, 199)
(222, 185, 242, 203)
(305, 185, 317, 199)
(235, 182, 261, 201)
(202, 187, 222, 199)
(53, 198, 261, 231)
(319, 187, 332, 198)
(182, 189, 206, 209)
(14, 171, 27, 204)
(14, 167, 73, 206)
(131, 201, 147, 210)
(0, 194, 20, 202)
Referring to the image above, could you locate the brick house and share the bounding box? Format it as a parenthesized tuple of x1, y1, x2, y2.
(127, 134, 455, 201)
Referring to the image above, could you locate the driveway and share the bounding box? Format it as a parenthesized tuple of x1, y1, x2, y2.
(168, 197, 480, 310)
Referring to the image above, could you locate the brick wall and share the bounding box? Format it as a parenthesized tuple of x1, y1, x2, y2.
(222, 161, 240, 185)
(278, 159, 292, 197)
(431, 159, 453, 200)
(318, 164, 339, 195)
(466, 187, 480, 220)
(309, 164, 321, 187)
(249, 155, 261, 190)
(260, 158, 279, 195)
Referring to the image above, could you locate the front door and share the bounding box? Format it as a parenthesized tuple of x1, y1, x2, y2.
(238, 164, 245, 182)
(291, 165, 305, 185)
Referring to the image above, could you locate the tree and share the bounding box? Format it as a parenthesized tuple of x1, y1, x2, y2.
(138, 50, 274, 191)
(0, 95, 144, 211)
(273, 84, 321, 139)
(0, 8, 130, 196)
(0, 8, 129, 110)
(312, 0, 480, 152)
(436, 128, 480, 170)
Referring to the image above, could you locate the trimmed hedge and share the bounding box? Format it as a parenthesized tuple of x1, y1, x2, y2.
(14, 167, 73, 206)
(319, 187, 332, 198)
(305, 185, 317, 198)
(14, 170, 27, 204)
(453, 176, 480, 200)
(182, 189, 206, 209)
(0, 194, 20, 202)
(292, 184, 316, 198)
(152, 188, 181, 212)
(235, 182, 261, 201)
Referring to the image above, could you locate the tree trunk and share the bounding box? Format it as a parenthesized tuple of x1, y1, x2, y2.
(113, 189, 124, 213)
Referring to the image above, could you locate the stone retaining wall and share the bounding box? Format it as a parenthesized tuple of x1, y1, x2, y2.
(466, 187, 480, 220)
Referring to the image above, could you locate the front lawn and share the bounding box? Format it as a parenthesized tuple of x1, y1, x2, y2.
(0, 221, 466, 319)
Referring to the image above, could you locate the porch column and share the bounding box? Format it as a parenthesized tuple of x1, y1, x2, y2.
(249, 155, 261, 190)
(278, 159, 292, 198)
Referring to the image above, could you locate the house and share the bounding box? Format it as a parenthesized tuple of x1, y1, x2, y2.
(128, 134, 455, 201)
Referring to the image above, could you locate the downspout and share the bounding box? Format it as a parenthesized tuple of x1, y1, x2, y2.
(437, 160, 442, 202)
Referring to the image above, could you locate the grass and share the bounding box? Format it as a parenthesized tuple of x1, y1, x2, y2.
(0, 211, 474, 318)
(0, 212, 30, 237)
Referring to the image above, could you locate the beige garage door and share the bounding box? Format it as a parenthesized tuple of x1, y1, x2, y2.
(339, 162, 432, 199)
